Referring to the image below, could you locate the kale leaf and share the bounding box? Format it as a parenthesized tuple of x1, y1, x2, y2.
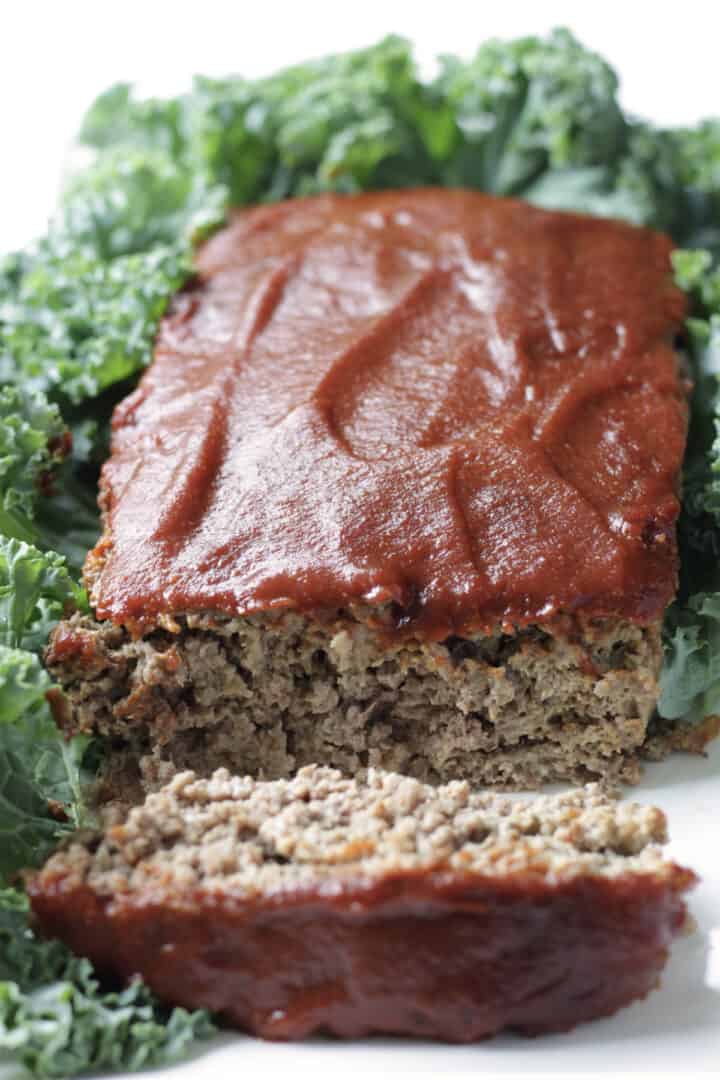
(79, 36, 455, 204)
(0, 537, 92, 883)
(0, 538, 91, 883)
(56, 148, 227, 259)
(0, 889, 215, 1079)
(0, 536, 81, 655)
(1, 244, 194, 408)
(435, 28, 628, 195)
(0, 387, 66, 545)
(0, 646, 92, 881)
(658, 249, 720, 722)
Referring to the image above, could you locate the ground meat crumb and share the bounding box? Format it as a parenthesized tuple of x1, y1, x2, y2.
(45, 765, 673, 902)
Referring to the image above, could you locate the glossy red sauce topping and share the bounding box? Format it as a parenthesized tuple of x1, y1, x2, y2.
(29, 868, 694, 1041)
(90, 189, 688, 636)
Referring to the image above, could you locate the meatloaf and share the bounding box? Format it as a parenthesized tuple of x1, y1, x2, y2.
(29, 765, 695, 1041)
(45, 188, 689, 794)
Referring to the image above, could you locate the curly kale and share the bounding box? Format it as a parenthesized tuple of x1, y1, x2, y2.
(0, 890, 215, 1079)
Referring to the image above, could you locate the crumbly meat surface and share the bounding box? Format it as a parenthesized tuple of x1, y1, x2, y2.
(46, 766, 674, 896)
(47, 607, 663, 800)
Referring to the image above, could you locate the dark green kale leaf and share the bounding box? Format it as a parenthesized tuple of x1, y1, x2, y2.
(78, 36, 456, 205)
(665, 120, 720, 253)
(606, 123, 720, 253)
(0, 536, 82, 653)
(0, 646, 92, 881)
(521, 119, 697, 227)
(0, 388, 66, 545)
(658, 250, 720, 722)
(435, 28, 628, 195)
(0, 244, 194, 408)
(56, 148, 227, 259)
(33, 461, 102, 578)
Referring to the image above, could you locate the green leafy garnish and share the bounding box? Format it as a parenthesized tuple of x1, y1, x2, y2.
(436, 28, 627, 195)
(0, 541, 92, 884)
(56, 148, 227, 259)
(658, 249, 720, 722)
(0, 537, 82, 653)
(79, 36, 455, 204)
(0, 388, 66, 545)
(0, 889, 215, 1079)
(0, 646, 90, 880)
(1, 244, 195, 408)
(660, 594, 720, 723)
(0, 537, 92, 884)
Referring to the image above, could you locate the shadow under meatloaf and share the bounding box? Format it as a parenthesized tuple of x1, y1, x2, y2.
(28, 767, 696, 1041)
(44, 188, 690, 800)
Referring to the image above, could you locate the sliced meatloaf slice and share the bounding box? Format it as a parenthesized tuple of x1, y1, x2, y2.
(45, 188, 690, 795)
(29, 766, 696, 1041)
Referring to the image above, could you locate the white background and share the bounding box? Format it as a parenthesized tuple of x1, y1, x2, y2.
(2, 2, 720, 1078)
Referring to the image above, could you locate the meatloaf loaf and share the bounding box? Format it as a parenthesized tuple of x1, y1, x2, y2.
(29, 765, 695, 1041)
(45, 188, 689, 794)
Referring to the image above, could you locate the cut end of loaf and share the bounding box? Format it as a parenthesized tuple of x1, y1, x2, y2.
(46, 607, 665, 802)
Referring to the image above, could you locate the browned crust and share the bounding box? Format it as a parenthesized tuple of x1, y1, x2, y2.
(643, 712, 720, 758)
